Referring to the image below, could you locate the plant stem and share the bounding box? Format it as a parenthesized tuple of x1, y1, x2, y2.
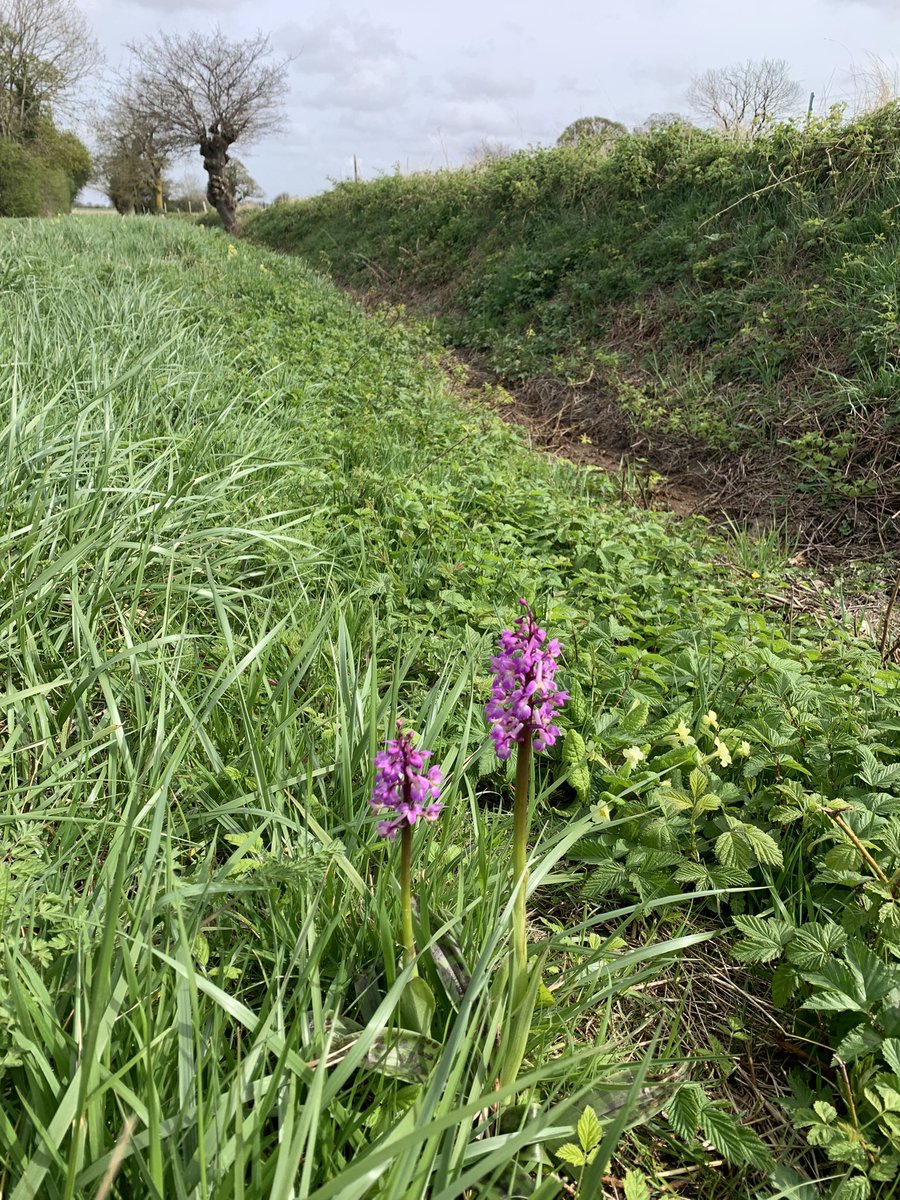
(828, 810, 892, 889)
(400, 824, 417, 975)
(513, 733, 532, 977)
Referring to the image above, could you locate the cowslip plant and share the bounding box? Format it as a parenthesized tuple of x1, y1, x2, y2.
(486, 600, 567, 1086)
(371, 720, 443, 976)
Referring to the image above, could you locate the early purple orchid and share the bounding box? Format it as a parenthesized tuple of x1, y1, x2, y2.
(371, 722, 443, 840)
(485, 600, 568, 759)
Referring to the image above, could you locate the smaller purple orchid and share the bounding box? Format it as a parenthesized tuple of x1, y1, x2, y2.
(485, 600, 568, 759)
(371, 721, 443, 840)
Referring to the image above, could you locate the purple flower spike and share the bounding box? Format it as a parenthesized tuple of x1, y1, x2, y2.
(371, 721, 443, 840)
(485, 600, 568, 759)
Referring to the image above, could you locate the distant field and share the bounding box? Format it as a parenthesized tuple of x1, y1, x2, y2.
(1, 217, 898, 1199)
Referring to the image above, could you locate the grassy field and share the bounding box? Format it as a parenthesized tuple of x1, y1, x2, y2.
(1, 216, 899, 1199)
(246, 107, 900, 548)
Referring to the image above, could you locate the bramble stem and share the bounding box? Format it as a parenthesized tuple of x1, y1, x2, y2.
(400, 824, 417, 976)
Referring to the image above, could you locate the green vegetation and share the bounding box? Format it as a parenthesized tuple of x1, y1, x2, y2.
(0, 121, 91, 216)
(247, 106, 900, 543)
(1, 216, 899, 1198)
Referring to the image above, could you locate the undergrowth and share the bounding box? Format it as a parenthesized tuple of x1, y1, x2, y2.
(246, 105, 900, 546)
(0, 216, 898, 1198)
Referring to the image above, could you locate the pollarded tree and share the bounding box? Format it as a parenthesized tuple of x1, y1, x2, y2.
(686, 58, 801, 137)
(224, 157, 263, 204)
(129, 29, 288, 232)
(556, 116, 627, 149)
(0, 0, 99, 140)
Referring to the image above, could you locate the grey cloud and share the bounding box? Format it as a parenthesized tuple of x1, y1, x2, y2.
(126, 0, 243, 11)
(280, 12, 404, 77)
(442, 70, 535, 100)
(427, 98, 521, 136)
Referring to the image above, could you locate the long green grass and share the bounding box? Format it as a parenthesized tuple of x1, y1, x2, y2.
(1, 217, 897, 1198)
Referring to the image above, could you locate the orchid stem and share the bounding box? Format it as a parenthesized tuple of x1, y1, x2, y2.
(512, 733, 532, 978)
(400, 823, 417, 976)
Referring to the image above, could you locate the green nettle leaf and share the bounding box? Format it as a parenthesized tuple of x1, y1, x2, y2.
(785, 922, 847, 971)
(739, 821, 784, 867)
(577, 1104, 604, 1152)
(883, 1038, 900, 1075)
(555, 1143, 587, 1168)
(715, 827, 753, 871)
(772, 962, 798, 1008)
(568, 676, 587, 725)
(623, 1168, 651, 1200)
(732, 915, 794, 963)
(858, 746, 900, 790)
(688, 768, 708, 801)
(830, 1175, 872, 1200)
(667, 1083, 704, 1140)
(834, 1025, 883, 1064)
(697, 1102, 772, 1170)
(620, 699, 649, 734)
(563, 728, 591, 803)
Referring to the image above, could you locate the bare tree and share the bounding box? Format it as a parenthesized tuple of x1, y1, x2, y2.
(687, 58, 801, 136)
(466, 138, 512, 166)
(0, 0, 99, 139)
(128, 29, 288, 232)
(556, 116, 627, 149)
(95, 81, 178, 214)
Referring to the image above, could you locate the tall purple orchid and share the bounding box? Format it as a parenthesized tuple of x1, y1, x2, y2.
(371, 721, 442, 972)
(486, 601, 567, 1088)
(485, 601, 567, 759)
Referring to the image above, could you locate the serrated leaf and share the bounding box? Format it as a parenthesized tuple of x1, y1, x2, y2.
(620, 699, 649, 734)
(715, 828, 753, 870)
(555, 1142, 586, 1168)
(697, 1103, 772, 1170)
(831, 1176, 871, 1200)
(563, 728, 590, 804)
(772, 962, 797, 1008)
(667, 1082, 704, 1140)
(740, 822, 784, 867)
(623, 1169, 651, 1200)
(732, 915, 794, 963)
(577, 1104, 603, 1152)
(834, 1025, 883, 1064)
(785, 922, 847, 971)
(883, 1038, 900, 1074)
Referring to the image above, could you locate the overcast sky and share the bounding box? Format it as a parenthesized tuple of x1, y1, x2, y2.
(78, 0, 900, 201)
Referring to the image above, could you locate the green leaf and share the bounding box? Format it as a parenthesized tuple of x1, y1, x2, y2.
(577, 1104, 603, 1153)
(563, 728, 591, 804)
(785, 922, 847, 971)
(620, 699, 649, 734)
(883, 1038, 900, 1074)
(834, 1025, 883, 1064)
(732, 915, 794, 964)
(667, 1082, 704, 1140)
(399, 977, 435, 1037)
(623, 1168, 651, 1200)
(555, 1142, 586, 1168)
(697, 1103, 772, 1170)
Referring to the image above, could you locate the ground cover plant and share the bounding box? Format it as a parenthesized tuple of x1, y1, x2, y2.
(0, 216, 899, 1197)
(246, 105, 900, 546)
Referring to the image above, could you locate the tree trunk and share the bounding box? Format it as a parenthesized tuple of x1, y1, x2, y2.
(153, 170, 163, 214)
(200, 134, 237, 233)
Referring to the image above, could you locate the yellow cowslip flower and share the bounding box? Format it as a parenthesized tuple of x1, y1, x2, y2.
(591, 801, 611, 823)
(260, 263, 269, 272)
(701, 710, 719, 731)
(227, 244, 237, 257)
(674, 720, 696, 747)
(736, 740, 751, 758)
(623, 745, 645, 768)
(713, 737, 732, 767)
